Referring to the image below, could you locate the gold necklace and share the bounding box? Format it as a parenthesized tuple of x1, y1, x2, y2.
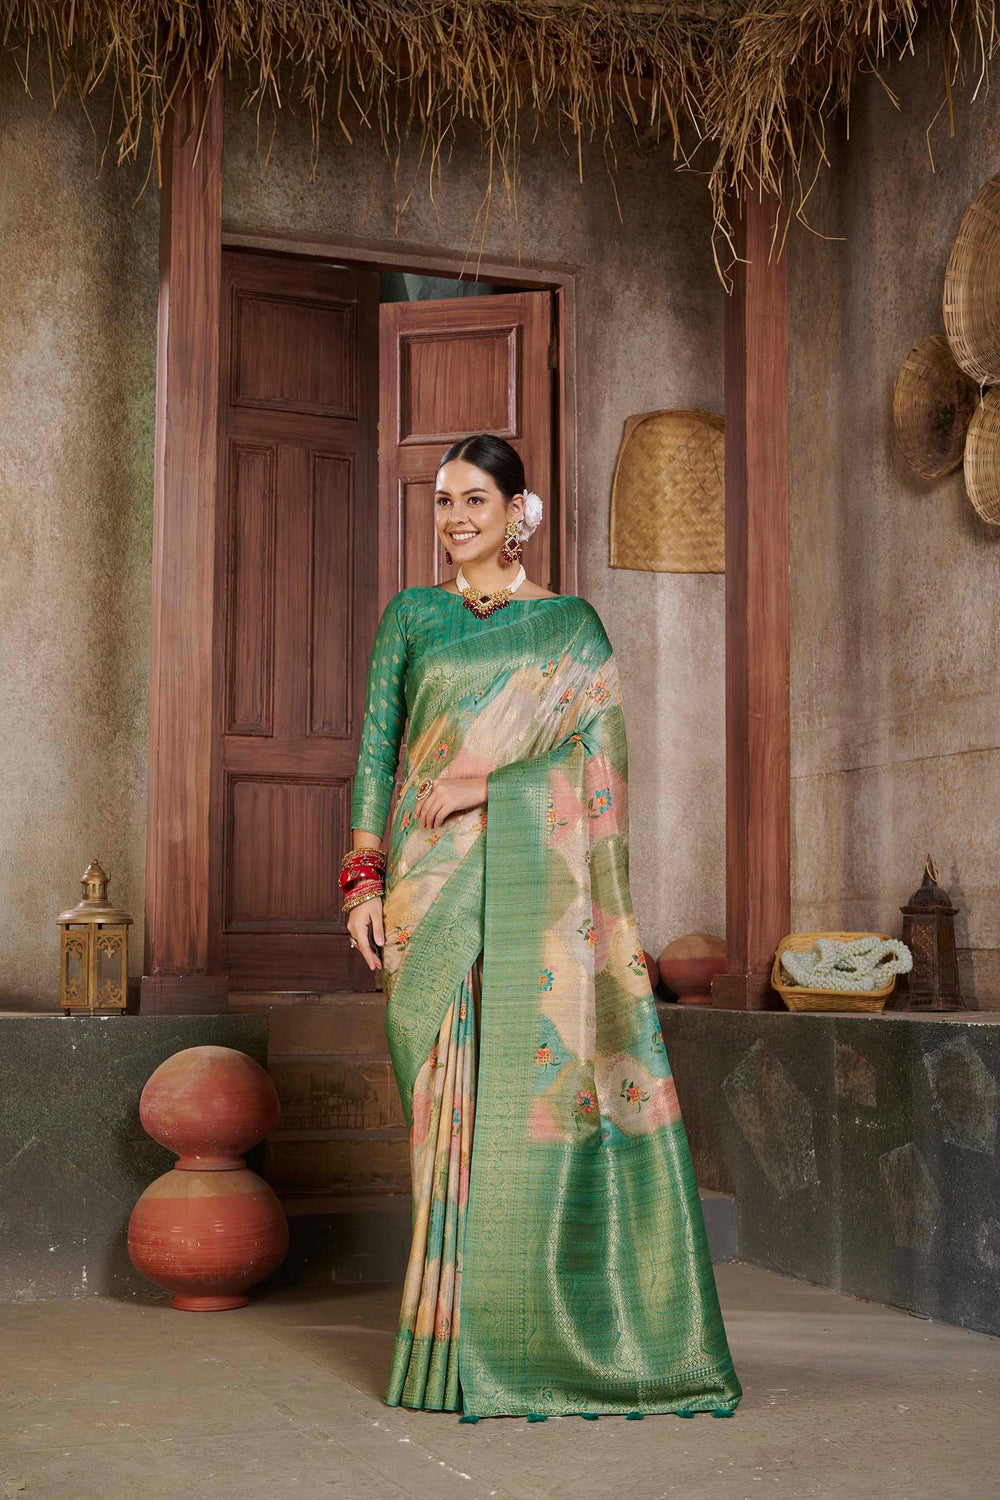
(456, 564, 527, 619)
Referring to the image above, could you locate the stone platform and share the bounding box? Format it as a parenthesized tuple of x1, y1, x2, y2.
(659, 1004, 1000, 1336)
(0, 1013, 268, 1300)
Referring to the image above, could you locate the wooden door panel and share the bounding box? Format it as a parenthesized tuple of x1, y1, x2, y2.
(225, 776, 349, 930)
(212, 251, 379, 990)
(399, 327, 517, 441)
(400, 479, 440, 588)
(225, 442, 276, 736)
(379, 292, 556, 602)
(309, 452, 354, 738)
(230, 287, 358, 418)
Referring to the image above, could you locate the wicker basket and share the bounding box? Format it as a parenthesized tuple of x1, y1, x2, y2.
(609, 409, 724, 573)
(772, 932, 898, 1013)
(892, 335, 978, 479)
(962, 390, 1000, 525)
(944, 173, 1000, 384)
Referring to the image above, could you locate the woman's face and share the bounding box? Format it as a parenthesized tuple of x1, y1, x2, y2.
(434, 459, 524, 568)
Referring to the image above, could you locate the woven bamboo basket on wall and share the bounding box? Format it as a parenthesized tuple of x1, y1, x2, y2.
(963, 390, 1000, 525)
(892, 335, 978, 478)
(772, 931, 898, 1013)
(943, 172, 1000, 385)
(609, 409, 724, 573)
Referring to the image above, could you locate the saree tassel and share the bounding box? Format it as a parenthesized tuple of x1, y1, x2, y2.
(626, 1412, 644, 1420)
(458, 1414, 480, 1424)
(580, 1413, 599, 1420)
(526, 1413, 548, 1422)
(711, 1409, 736, 1418)
(676, 1410, 696, 1418)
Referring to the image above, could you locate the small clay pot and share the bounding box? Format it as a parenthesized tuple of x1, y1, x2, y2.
(128, 1167, 289, 1311)
(139, 1045, 280, 1169)
(643, 950, 661, 993)
(658, 933, 726, 1006)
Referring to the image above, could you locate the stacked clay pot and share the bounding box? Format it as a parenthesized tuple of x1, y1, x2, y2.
(128, 1046, 288, 1311)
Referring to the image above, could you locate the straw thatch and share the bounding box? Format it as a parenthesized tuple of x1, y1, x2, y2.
(2, 1, 998, 266)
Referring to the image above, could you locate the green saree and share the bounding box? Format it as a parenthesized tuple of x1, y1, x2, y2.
(350, 585, 741, 1420)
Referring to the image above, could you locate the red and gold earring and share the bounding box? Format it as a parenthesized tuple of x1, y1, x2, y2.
(499, 516, 522, 566)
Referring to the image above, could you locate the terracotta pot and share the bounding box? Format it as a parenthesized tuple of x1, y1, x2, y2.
(658, 933, 726, 1006)
(128, 1167, 289, 1311)
(139, 1045, 280, 1169)
(129, 1044, 288, 1309)
(643, 950, 661, 992)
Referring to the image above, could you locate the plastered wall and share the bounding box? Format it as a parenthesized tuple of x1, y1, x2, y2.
(788, 50, 1000, 1005)
(0, 65, 159, 1008)
(0, 73, 727, 1004)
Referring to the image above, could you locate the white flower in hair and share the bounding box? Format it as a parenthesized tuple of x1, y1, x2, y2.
(518, 490, 544, 539)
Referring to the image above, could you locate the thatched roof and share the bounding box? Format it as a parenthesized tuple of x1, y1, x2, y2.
(2, 1, 996, 260)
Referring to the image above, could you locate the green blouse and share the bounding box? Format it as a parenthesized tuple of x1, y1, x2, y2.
(350, 585, 587, 836)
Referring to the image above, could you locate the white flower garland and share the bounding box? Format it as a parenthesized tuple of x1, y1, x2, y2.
(781, 935, 913, 992)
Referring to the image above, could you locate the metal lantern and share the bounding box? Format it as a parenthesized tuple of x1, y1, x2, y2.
(899, 856, 964, 1012)
(57, 859, 133, 1014)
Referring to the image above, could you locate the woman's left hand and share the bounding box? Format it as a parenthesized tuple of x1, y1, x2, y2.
(415, 775, 488, 828)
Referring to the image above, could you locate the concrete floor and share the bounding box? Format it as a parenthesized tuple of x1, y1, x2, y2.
(1, 1264, 998, 1500)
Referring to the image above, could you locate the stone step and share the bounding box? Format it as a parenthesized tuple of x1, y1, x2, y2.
(265, 1134, 411, 1196)
(230, 993, 388, 1056)
(280, 1192, 411, 1217)
(230, 990, 382, 1009)
(268, 1055, 404, 1132)
(266, 1194, 413, 1287)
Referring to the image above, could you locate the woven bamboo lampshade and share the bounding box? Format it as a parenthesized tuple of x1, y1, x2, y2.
(962, 390, 1000, 525)
(892, 335, 978, 479)
(609, 409, 725, 574)
(943, 173, 1000, 385)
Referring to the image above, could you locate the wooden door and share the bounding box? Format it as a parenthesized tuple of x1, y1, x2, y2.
(210, 250, 379, 992)
(379, 292, 557, 600)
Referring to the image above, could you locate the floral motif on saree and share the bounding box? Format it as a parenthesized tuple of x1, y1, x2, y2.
(351, 587, 742, 1419)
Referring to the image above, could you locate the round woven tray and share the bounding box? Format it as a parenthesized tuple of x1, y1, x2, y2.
(944, 173, 1000, 384)
(962, 390, 1000, 524)
(892, 335, 978, 478)
(609, 409, 724, 573)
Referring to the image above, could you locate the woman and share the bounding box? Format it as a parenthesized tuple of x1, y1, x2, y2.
(342, 433, 741, 1421)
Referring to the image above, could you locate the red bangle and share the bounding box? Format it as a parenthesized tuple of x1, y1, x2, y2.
(339, 849, 386, 895)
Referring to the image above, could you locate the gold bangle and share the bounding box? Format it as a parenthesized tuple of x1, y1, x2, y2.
(343, 886, 384, 914)
(341, 848, 385, 869)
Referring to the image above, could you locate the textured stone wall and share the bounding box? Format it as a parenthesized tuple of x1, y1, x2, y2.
(0, 71, 727, 1005)
(663, 1006, 1000, 1336)
(788, 51, 1000, 1006)
(0, 1013, 268, 1299)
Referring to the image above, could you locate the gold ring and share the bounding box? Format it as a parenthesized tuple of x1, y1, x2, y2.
(416, 777, 434, 801)
(349, 937, 358, 949)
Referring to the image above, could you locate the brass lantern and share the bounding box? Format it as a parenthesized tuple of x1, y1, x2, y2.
(57, 859, 133, 1014)
(899, 856, 964, 1012)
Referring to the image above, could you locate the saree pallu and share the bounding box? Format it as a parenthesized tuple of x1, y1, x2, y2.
(374, 592, 741, 1419)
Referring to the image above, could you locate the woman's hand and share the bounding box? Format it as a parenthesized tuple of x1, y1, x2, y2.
(415, 775, 488, 829)
(348, 896, 385, 972)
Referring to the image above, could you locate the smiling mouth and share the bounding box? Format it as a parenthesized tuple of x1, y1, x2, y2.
(448, 531, 479, 543)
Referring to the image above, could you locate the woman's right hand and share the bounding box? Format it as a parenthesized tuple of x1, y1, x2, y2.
(348, 896, 385, 972)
